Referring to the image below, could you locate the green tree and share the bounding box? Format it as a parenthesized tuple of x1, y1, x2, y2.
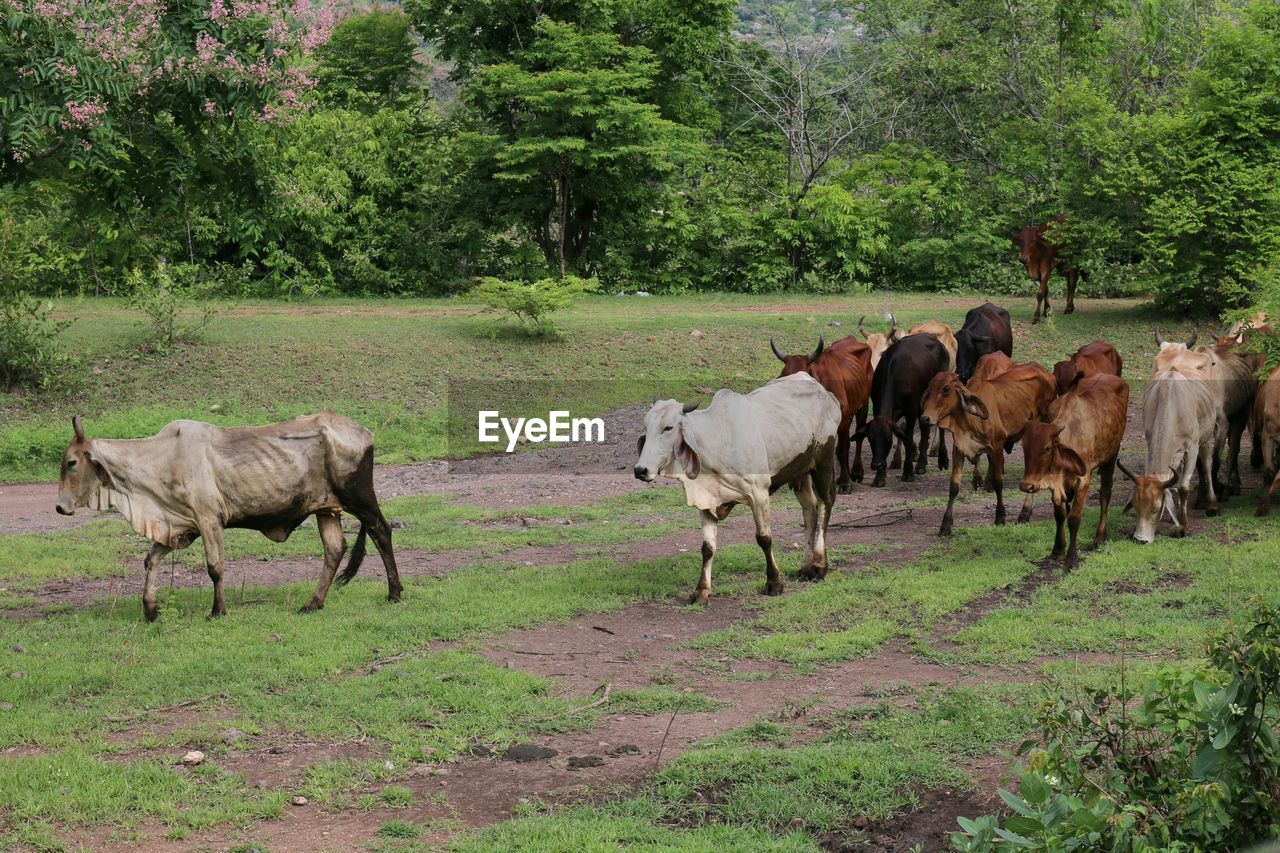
(317, 11, 420, 110)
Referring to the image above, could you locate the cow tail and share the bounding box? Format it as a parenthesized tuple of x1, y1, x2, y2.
(335, 525, 368, 587)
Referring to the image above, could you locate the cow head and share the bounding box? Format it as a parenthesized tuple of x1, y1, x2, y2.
(1117, 460, 1179, 544)
(854, 415, 908, 484)
(771, 337, 824, 378)
(1016, 226, 1040, 273)
(1153, 327, 1197, 351)
(1019, 422, 1086, 496)
(634, 400, 700, 482)
(56, 415, 111, 515)
(922, 372, 988, 429)
(1052, 359, 1080, 395)
(858, 315, 900, 370)
(954, 330, 995, 382)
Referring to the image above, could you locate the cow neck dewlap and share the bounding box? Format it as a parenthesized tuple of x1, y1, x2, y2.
(92, 439, 190, 548)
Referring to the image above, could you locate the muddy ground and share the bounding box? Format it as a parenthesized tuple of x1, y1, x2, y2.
(0, 398, 1242, 851)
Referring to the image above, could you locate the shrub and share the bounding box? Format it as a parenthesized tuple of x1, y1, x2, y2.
(953, 597, 1280, 851)
(125, 262, 218, 352)
(0, 291, 72, 391)
(471, 275, 599, 337)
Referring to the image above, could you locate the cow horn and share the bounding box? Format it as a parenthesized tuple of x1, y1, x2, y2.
(770, 337, 786, 362)
(1185, 330, 1197, 348)
(1161, 469, 1180, 490)
(72, 414, 85, 442)
(858, 316, 868, 340)
(810, 337, 825, 362)
(1115, 460, 1138, 482)
(888, 312, 899, 331)
(682, 402, 699, 414)
(1154, 327, 1165, 346)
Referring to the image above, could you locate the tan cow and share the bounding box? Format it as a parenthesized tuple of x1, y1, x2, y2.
(1254, 366, 1280, 516)
(922, 353, 1055, 536)
(858, 314, 902, 371)
(1118, 357, 1223, 542)
(1020, 374, 1129, 568)
(907, 320, 958, 372)
(56, 413, 402, 621)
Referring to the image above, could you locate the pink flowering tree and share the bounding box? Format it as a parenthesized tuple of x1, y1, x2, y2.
(0, 0, 333, 195)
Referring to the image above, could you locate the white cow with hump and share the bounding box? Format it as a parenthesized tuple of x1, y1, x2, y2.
(633, 374, 841, 605)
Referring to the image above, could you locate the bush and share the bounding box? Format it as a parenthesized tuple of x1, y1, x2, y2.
(0, 291, 72, 391)
(471, 275, 599, 337)
(953, 597, 1280, 851)
(124, 262, 218, 353)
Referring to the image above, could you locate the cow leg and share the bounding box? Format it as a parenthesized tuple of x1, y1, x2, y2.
(141, 542, 173, 623)
(301, 512, 347, 613)
(940, 452, 964, 537)
(200, 525, 228, 618)
(1260, 470, 1280, 518)
(1093, 457, 1116, 549)
(971, 452, 984, 492)
(909, 420, 927, 479)
(1050, 492, 1068, 562)
(1064, 476, 1091, 569)
(794, 476, 828, 580)
(1032, 272, 1049, 324)
(1197, 443, 1219, 518)
(852, 405, 867, 483)
(363, 513, 403, 603)
(691, 510, 718, 605)
(1017, 490, 1036, 524)
(750, 500, 784, 597)
(1227, 414, 1246, 497)
(1064, 267, 1078, 314)
(937, 427, 949, 470)
(890, 438, 902, 471)
(991, 447, 1007, 526)
(835, 417, 853, 495)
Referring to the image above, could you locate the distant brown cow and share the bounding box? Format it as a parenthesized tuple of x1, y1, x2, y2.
(1016, 215, 1081, 324)
(922, 353, 1055, 536)
(1052, 341, 1123, 395)
(56, 413, 402, 621)
(1020, 374, 1129, 568)
(772, 335, 873, 493)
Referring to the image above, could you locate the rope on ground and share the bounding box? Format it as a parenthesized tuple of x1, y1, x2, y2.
(826, 507, 914, 529)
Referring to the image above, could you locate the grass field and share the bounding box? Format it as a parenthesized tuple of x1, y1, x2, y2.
(0, 291, 1265, 852)
(0, 291, 1176, 482)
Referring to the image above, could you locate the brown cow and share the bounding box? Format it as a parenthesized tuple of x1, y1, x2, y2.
(772, 335, 873, 493)
(1016, 215, 1081, 324)
(1052, 341, 1123, 395)
(56, 413, 402, 621)
(1019, 373, 1129, 568)
(907, 320, 958, 466)
(922, 353, 1055, 536)
(1254, 365, 1280, 516)
(1215, 321, 1272, 471)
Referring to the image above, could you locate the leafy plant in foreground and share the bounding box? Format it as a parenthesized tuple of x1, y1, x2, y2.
(954, 597, 1280, 851)
(125, 262, 218, 353)
(471, 275, 598, 337)
(0, 290, 72, 390)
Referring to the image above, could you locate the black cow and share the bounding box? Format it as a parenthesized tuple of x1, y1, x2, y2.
(856, 333, 950, 486)
(955, 303, 1014, 382)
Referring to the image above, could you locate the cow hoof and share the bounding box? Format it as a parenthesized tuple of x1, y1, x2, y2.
(387, 590, 403, 603)
(837, 483, 854, 496)
(852, 472, 863, 484)
(143, 607, 159, 623)
(1205, 506, 1220, 518)
(208, 610, 227, 620)
(764, 582, 784, 597)
(902, 473, 915, 483)
(1064, 555, 1080, 570)
(938, 525, 952, 537)
(299, 601, 322, 614)
(689, 589, 710, 606)
(1032, 316, 1041, 325)
(1064, 305, 1075, 315)
(1257, 505, 1271, 518)
(994, 515, 1006, 526)
(1173, 528, 1187, 539)
(871, 476, 885, 488)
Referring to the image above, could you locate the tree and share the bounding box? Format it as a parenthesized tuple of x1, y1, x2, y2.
(464, 19, 697, 277)
(316, 10, 419, 110)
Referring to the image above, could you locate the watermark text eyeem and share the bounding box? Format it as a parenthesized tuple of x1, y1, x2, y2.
(477, 410, 606, 452)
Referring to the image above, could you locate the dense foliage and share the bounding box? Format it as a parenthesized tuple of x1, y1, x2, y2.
(1, 0, 1277, 306)
(955, 597, 1280, 851)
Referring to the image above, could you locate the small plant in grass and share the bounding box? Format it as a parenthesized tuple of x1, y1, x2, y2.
(471, 275, 598, 338)
(0, 290, 71, 390)
(380, 785, 413, 808)
(125, 261, 218, 353)
(953, 596, 1280, 851)
(377, 819, 420, 839)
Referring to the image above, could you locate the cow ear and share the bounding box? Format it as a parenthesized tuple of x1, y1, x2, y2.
(677, 433, 699, 478)
(1057, 445, 1087, 477)
(958, 389, 989, 420)
(636, 434, 646, 456)
(86, 447, 117, 489)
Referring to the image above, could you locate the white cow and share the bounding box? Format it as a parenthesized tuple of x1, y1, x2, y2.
(56, 413, 401, 621)
(633, 374, 840, 604)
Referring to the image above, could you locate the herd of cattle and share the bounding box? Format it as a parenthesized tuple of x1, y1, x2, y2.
(50, 303, 1280, 618)
(635, 305, 1280, 603)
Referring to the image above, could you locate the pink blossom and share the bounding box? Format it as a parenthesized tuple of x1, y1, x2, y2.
(60, 97, 108, 130)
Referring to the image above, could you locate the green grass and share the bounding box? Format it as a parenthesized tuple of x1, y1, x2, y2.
(1, 293, 1171, 483)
